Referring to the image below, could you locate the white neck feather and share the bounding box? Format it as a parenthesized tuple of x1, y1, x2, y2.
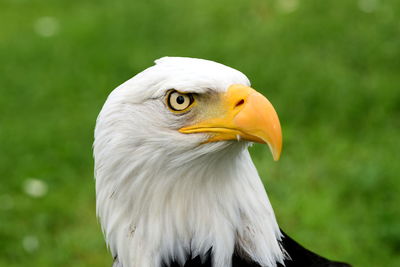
(95, 141, 285, 267)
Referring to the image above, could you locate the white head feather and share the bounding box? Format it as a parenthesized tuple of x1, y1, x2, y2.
(94, 57, 285, 267)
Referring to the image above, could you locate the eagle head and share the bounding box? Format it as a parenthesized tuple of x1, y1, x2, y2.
(94, 57, 285, 267)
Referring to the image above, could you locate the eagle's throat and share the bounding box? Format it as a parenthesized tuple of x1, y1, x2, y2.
(95, 141, 285, 267)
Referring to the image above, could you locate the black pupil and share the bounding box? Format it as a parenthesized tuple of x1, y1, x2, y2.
(176, 95, 185, 104)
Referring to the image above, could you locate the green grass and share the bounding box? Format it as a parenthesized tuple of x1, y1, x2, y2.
(1, 0, 399, 266)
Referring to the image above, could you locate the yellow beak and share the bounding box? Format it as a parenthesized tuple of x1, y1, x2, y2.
(179, 84, 282, 161)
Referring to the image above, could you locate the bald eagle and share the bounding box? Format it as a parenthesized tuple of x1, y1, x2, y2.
(94, 57, 350, 267)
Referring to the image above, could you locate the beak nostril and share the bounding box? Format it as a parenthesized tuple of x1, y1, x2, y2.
(235, 99, 245, 108)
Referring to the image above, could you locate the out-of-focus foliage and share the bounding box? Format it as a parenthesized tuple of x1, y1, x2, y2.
(1, 0, 399, 266)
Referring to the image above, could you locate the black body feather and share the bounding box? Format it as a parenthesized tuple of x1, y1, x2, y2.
(162, 229, 351, 267)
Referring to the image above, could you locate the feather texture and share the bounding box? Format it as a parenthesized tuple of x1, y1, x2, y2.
(94, 57, 349, 267)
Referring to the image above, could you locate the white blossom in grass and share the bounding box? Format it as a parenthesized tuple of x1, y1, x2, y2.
(278, 0, 299, 13)
(358, 0, 378, 13)
(34, 16, 59, 37)
(22, 235, 39, 253)
(23, 178, 48, 198)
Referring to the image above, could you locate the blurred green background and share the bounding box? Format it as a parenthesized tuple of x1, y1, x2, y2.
(1, 0, 399, 266)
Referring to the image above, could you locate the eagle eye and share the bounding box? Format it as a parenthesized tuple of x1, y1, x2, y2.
(166, 90, 195, 112)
